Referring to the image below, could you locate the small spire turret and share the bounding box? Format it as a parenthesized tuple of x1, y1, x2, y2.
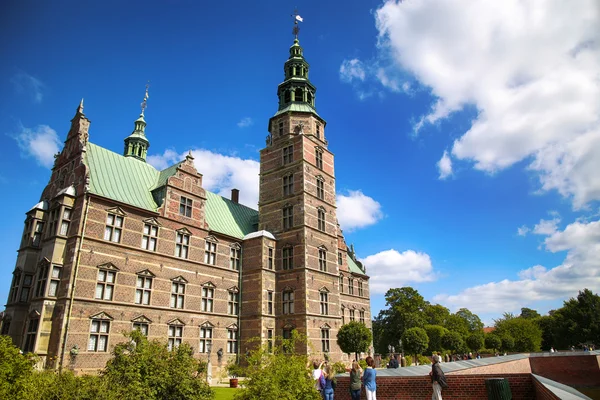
(124, 83, 151, 162)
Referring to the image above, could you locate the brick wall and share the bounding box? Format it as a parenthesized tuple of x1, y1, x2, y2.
(532, 375, 561, 400)
(334, 373, 535, 400)
(529, 354, 600, 387)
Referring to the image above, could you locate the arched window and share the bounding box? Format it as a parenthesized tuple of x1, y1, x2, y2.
(294, 88, 304, 102)
(284, 90, 291, 103)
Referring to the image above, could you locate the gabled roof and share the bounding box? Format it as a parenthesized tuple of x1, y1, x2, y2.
(84, 142, 259, 239)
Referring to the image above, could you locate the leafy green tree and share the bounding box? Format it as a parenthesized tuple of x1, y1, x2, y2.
(484, 334, 502, 352)
(500, 336, 514, 353)
(235, 333, 321, 400)
(519, 307, 541, 320)
(337, 321, 373, 361)
(423, 304, 451, 326)
(402, 327, 429, 363)
(455, 308, 484, 333)
(442, 331, 464, 354)
(444, 313, 470, 338)
(495, 316, 542, 352)
(466, 333, 484, 352)
(424, 325, 448, 354)
(103, 330, 212, 400)
(0, 335, 35, 399)
(552, 289, 600, 348)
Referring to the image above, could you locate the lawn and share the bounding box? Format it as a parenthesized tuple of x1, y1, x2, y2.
(213, 387, 238, 400)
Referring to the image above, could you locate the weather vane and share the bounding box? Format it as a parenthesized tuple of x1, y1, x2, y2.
(291, 8, 303, 39)
(140, 81, 150, 115)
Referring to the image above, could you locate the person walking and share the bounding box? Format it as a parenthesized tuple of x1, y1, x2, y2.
(349, 361, 362, 400)
(363, 356, 377, 400)
(322, 364, 336, 400)
(430, 354, 448, 400)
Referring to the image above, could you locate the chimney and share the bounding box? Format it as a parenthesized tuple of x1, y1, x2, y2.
(231, 188, 239, 204)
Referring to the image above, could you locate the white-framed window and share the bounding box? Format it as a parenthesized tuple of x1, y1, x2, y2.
(201, 285, 214, 312)
(227, 328, 238, 353)
(358, 281, 364, 297)
(89, 319, 110, 352)
(23, 318, 39, 353)
(142, 223, 158, 251)
(348, 278, 354, 295)
(268, 248, 274, 270)
(350, 309, 355, 321)
(338, 252, 343, 266)
(316, 149, 323, 170)
(339, 275, 344, 294)
(204, 240, 217, 265)
(175, 231, 190, 259)
(283, 144, 293, 164)
(321, 328, 330, 352)
(282, 247, 293, 270)
(228, 290, 239, 315)
(283, 290, 294, 314)
(133, 322, 149, 336)
(267, 329, 274, 353)
(320, 291, 329, 315)
(168, 324, 183, 351)
(283, 174, 294, 196)
(32, 221, 44, 247)
(283, 206, 293, 230)
(319, 248, 327, 272)
(317, 208, 326, 232)
(48, 265, 62, 297)
(59, 207, 71, 236)
(34, 263, 48, 298)
(267, 291, 273, 315)
(135, 275, 152, 305)
(199, 325, 213, 353)
(104, 213, 123, 242)
(170, 280, 185, 309)
(179, 196, 192, 217)
(360, 310, 365, 324)
(316, 178, 324, 200)
(96, 269, 115, 301)
(230, 247, 241, 270)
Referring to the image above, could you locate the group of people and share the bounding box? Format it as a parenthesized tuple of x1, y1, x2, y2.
(312, 354, 448, 400)
(312, 357, 377, 400)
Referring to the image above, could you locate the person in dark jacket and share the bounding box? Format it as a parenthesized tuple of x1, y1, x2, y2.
(429, 354, 448, 400)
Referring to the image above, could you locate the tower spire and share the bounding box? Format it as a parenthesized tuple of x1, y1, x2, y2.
(123, 83, 151, 162)
(291, 9, 303, 40)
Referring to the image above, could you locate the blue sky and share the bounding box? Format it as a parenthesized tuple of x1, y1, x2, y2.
(1, 0, 599, 326)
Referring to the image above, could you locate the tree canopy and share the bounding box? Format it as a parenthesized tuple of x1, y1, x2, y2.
(337, 321, 373, 361)
(402, 327, 429, 360)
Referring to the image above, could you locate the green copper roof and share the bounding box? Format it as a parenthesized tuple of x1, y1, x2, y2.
(272, 102, 323, 120)
(86, 143, 159, 211)
(204, 191, 258, 239)
(85, 143, 259, 239)
(347, 254, 366, 275)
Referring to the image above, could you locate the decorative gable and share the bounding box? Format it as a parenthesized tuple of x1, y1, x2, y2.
(136, 269, 155, 278)
(319, 286, 330, 293)
(205, 234, 218, 243)
(320, 323, 331, 329)
(171, 275, 188, 284)
(167, 318, 185, 326)
(90, 312, 113, 320)
(226, 323, 238, 331)
(97, 262, 119, 271)
(106, 206, 126, 216)
(176, 227, 192, 236)
(143, 217, 161, 226)
(200, 321, 214, 328)
(202, 281, 217, 288)
(228, 286, 239, 293)
(131, 315, 152, 324)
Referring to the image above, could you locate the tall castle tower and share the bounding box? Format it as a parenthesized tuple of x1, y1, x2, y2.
(238, 25, 371, 358)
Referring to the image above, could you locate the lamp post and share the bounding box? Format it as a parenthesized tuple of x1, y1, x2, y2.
(206, 342, 212, 385)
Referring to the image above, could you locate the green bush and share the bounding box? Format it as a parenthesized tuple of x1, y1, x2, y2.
(417, 355, 432, 365)
(404, 355, 413, 366)
(358, 359, 367, 369)
(330, 361, 347, 375)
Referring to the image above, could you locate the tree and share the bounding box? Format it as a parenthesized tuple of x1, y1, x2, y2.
(455, 308, 484, 333)
(442, 331, 464, 354)
(466, 334, 484, 352)
(337, 321, 373, 361)
(424, 325, 448, 354)
(485, 334, 502, 352)
(495, 316, 542, 352)
(103, 330, 212, 400)
(519, 307, 541, 320)
(500, 335, 514, 353)
(235, 332, 321, 400)
(444, 313, 470, 338)
(423, 304, 451, 326)
(402, 327, 429, 363)
(552, 289, 600, 348)
(0, 335, 35, 399)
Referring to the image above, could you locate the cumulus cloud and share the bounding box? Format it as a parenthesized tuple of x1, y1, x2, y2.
(434, 218, 600, 313)
(437, 150, 453, 180)
(361, 0, 600, 208)
(517, 225, 530, 236)
(361, 249, 437, 294)
(11, 72, 45, 103)
(13, 125, 61, 168)
(339, 59, 366, 83)
(237, 117, 254, 128)
(532, 218, 561, 235)
(148, 149, 260, 207)
(337, 190, 383, 231)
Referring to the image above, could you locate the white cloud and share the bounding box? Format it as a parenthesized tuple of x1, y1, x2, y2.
(148, 149, 260, 207)
(11, 72, 45, 103)
(337, 190, 383, 231)
(434, 218, 600, 313)
(517, 225, 530, 236)
(13, 125, 61, 168)
(532, 218, 561, 235)
(361, 249, 437, 294)
(437, 150, 453, 180)
(340, 59, 366, 83)
(237, 117, 254, 128)
(368, 0, 600, 209)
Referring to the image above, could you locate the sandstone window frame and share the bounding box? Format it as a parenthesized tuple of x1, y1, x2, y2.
(267, 290, 274, 315)
(135, 270, 154, 305)
(282, 289, 295, 314)
(168, 319, 185, 351)
(201, 282, 216, 313)
(318, 247, 327, 272)
(95, 263, 118, 301)
(282, 204, 293, 230)
(321, 325, 330, 353)
(88, 312, 113, 352)
(59, 207, 72, 236)
(142, 219, 160, 251)
(316, 176, 324, 200)
(170, 276, 187, 309)
(267, 328, 274, 353)
(315, 147, 323, 170)
(227, 324, 238, 353)
(179, 196, 193, 217)
(132, 315, 151, 336)
(104, 209, 125, 243)
(283, 144, 294, 164)
(317, 207, 326, 232)
(282, 245, 294, 270)
(34, 259, 50, 298)
(20, 273, 33, 302)
(283, 173, 294, 196)
(23, 314, 39, 353)
(339, 274, 344, 294)
(228, 286, 239, 315)
(204, 236, 218, 265)
(319, 288, 329, 316)
(267, 247, 274, 270)
(199, 322, 213, 353)
(229, 243, 241, 270)
(358, 280, 364, 297)
(348, 277, 354, 295)
(175, 228, 191, 259)
(48, 265, 62, 297)
(360, 310, 365, 324)
(350, 309, 355, 322)
(9, 270, 22, 303)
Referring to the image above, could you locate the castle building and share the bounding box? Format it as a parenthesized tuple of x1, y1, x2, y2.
(1, 32, 371, 374)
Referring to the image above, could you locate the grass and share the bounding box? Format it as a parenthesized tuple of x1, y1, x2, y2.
(213, 387, 238, 400)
